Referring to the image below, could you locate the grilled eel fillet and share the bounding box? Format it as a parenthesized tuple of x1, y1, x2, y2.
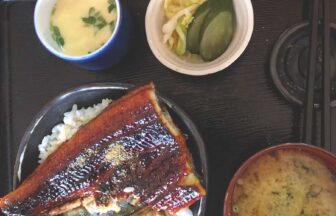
(0, 83, 206, 215)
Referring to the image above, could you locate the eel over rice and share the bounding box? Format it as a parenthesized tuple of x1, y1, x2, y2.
(0, 83, 206, 215)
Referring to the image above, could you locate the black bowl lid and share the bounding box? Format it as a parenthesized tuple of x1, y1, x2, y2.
(270, 22, 336, 108)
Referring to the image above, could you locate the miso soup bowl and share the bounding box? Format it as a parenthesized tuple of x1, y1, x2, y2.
(223, 143, 336, 216)
(34, 0, 131, 71)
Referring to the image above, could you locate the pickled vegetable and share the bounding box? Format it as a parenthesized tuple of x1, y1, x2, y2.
(186, 2, 210, 54)
(163, 0, 205, 19)
(199, 11, 233, 61)
(163, 0, 235, 62)
(175, 19, 187, 55)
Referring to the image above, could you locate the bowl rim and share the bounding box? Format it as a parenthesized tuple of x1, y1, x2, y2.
(13, 82, 208, 216)
(145, 0, 254, 76)
(223, 143, 336, 216)
(34, 0, 122, 61)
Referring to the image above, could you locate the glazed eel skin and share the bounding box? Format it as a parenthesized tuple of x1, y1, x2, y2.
(0, 83, 205, 215)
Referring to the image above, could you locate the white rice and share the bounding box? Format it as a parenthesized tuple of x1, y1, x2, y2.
(38, 98, 112, 163)
(175, 208, 193, 216)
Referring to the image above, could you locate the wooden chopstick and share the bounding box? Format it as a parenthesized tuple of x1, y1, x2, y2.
(304, 0, 320, 144)
(322, 0, 332, 151)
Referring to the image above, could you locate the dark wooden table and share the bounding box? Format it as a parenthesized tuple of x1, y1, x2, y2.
(0, 0, 335, 215)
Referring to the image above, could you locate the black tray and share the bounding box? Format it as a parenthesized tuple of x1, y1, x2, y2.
(1, 0, 336, 215)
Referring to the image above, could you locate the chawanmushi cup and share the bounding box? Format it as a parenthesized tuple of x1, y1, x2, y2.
(34, 0, 131, 70)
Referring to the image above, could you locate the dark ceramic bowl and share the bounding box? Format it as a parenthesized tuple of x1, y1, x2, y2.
(224, 143, 336, 216)
(13, 83, 208, 216)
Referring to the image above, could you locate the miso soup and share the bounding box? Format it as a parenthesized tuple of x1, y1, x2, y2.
(50, 0, 118, 56)
(232, 150, 336, 216)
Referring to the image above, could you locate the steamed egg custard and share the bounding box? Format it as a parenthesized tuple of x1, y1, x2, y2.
(233, 150, 336, 216)
(50, 0, 117, 56)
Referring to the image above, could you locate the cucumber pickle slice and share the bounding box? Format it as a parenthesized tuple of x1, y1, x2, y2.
(186, 2, 211, 54)
(199, 11, 233, 61)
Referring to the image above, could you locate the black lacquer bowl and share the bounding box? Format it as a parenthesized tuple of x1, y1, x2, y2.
(12, 83, 208, 216)
(270, 22, 336, 108)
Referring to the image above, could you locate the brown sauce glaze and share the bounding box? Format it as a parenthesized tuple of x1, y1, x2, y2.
(0, 84, 205, 215)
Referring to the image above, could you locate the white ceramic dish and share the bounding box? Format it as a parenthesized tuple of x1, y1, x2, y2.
(145, 0, 254, 76)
